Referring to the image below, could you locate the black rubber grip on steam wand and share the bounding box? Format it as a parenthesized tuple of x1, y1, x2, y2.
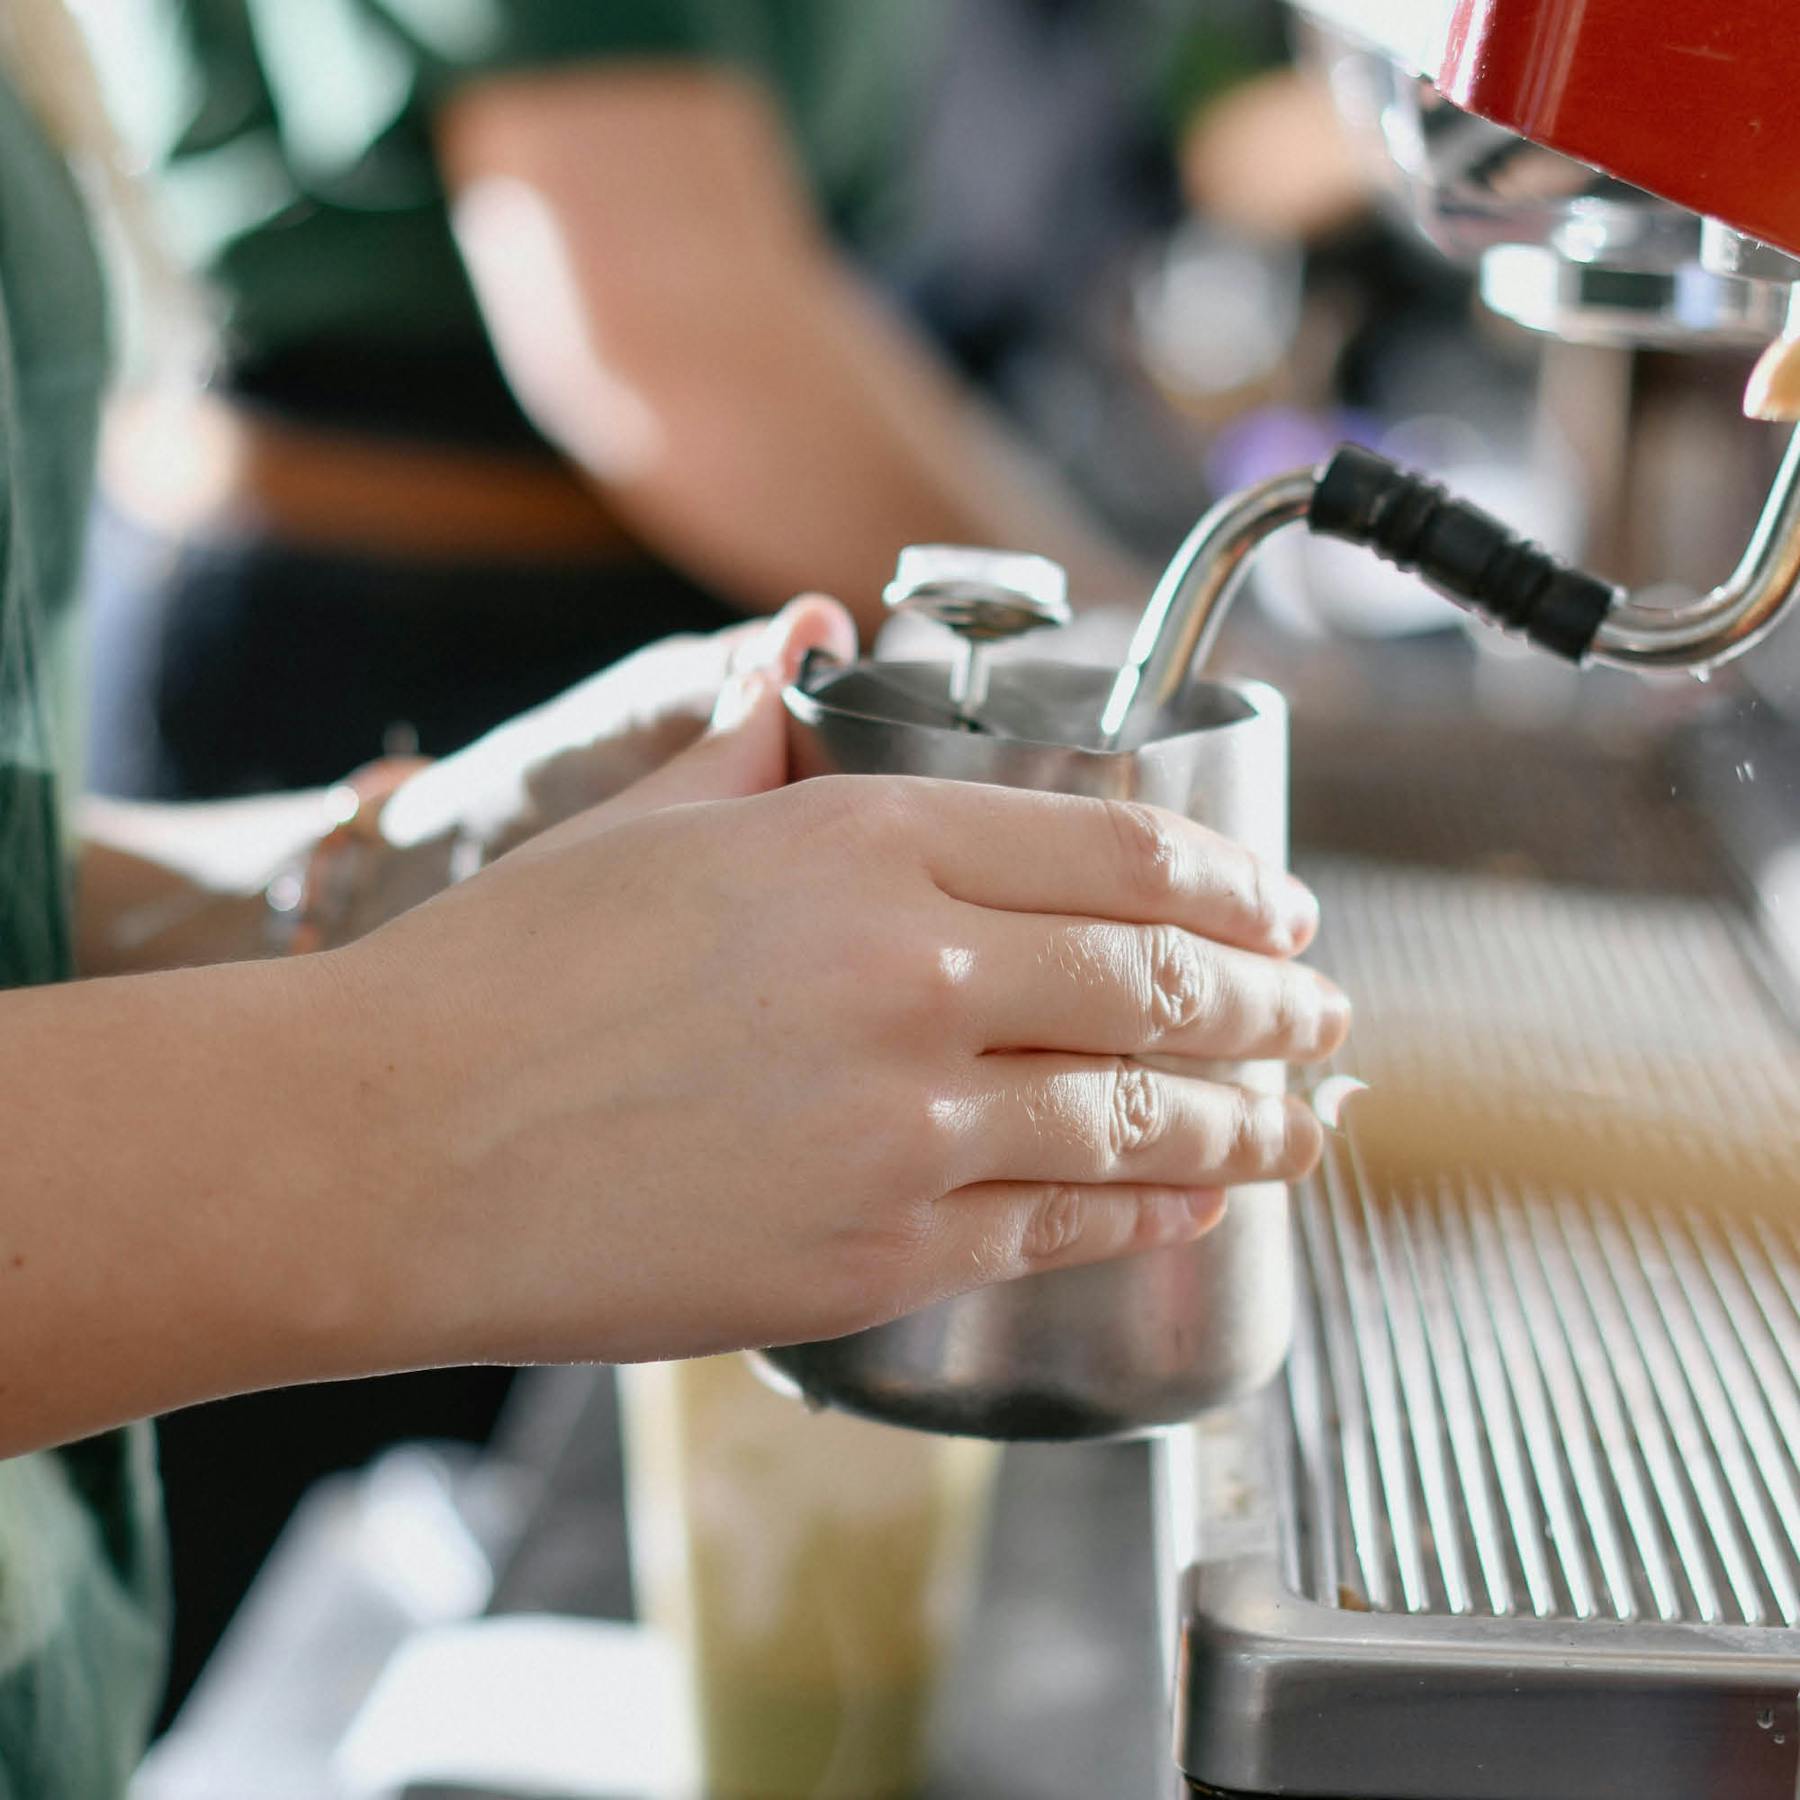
(1308, 445, 1620, 663)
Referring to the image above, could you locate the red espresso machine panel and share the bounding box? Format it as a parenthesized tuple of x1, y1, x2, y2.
(1440, 0, 1800, 256)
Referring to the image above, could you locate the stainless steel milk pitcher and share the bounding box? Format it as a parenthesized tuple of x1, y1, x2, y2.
(759, 655, 1292, 1439)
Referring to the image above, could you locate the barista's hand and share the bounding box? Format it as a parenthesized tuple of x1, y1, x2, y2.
(340, 649, 1346, 1369)
(378, 601, 858, 868)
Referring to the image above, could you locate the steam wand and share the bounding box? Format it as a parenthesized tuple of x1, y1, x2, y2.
(1100, 433, 1800, 749)
(1098, 472, 1316, 746)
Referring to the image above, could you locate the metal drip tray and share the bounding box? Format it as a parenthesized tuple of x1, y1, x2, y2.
(1168, 858, 1800, 1800)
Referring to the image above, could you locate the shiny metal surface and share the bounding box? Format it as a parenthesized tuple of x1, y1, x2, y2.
(883, 545, 1071, 638)
(1325, 43, 1800, 348)
(1105, 426, 1800, 704)
(884, 544, 1072, 711)
(1479, 241, 1800, 350)
(1294, 6, 1800, 280)
(761, 659, 1292, 1440)
(1099, 472, 1313, 748)
(1270, 20, 1800, 687)
(1592, 426, 1800, 673)
(1168, 857, 1800, 1798)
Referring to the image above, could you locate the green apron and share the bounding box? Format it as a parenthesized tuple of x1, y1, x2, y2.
(0, 72, 171, 1797)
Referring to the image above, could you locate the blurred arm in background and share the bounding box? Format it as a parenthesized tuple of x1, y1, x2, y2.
(438, 65, 1153, 634)
(1178, 64, 1371, 246)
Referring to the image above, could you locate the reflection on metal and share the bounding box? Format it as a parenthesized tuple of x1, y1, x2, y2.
(1097, 472, 1314, 746)
(769, 662, 1293, 1440)
(1592, 428, 1800, 672)
(1479, 241, 1800, 350)
(1106, 423, 1800, 728)
(882, 545, 1071, 712)
(1296, 859, 1800, 1626)
(1316, 36, 1800, 342)
(1169, 857, 1800, 1798)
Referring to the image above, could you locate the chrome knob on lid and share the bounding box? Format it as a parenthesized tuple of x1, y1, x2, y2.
(883, 545, 1071, 714)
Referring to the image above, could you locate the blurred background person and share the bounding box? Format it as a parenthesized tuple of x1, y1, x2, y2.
(81, 0, 1156, 808)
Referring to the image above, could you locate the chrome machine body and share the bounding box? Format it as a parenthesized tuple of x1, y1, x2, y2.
(1295, 0, 1800, 676)
(765, 5, 1800, 1790)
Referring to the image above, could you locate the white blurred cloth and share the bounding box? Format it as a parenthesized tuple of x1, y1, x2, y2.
(336, 1616, 697, 1800)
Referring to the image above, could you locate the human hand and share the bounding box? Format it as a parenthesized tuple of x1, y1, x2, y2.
(378, 597, 857, 869)
(336, 620, 1346, 1372)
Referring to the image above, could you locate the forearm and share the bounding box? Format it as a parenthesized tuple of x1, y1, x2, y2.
(441, 67, 1153, 636)
(0, 955, 427, 1455)
(550, 264, 1151, 627)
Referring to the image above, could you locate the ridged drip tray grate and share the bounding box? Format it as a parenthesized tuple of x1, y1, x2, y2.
(1170, 859, 1800, 1800)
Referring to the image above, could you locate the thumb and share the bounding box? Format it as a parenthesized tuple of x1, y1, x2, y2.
(591, 667, 790, 825)
(597, 592, 851, 822)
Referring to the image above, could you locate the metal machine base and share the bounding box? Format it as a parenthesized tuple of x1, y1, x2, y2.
(1167, 837, 1800, 1799)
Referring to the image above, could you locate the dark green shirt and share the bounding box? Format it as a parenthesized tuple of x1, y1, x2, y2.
(97, 0, 940, 366)
(0, 72, 170, 1799)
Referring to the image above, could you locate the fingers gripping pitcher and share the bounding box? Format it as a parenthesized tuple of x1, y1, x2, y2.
(759, 545, 1295, 1440)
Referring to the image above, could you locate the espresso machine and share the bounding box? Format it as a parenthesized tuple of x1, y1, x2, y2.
(1177, 5, 1800, 1796)
(755, 4, 1800, 1796)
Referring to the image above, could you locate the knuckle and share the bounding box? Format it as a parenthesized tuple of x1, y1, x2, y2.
(1019, 1185, 1089, 1266)
(799, 773, 908, 841)
(840, 1079, 950, 1193)
(899, 939, 978, 1034)
(784, 776, 864, 851)
(1108, 802, 1184, 909)
(910, 1086, 973, 1179)
(795, 771, 863, 819)
(1233, 1091, 1296, 1173)
(1145, 925, 1212, 1040)
(1106, 1061, 1165, 1162)
(966, 1226, 1020, 1289)
(1197, 1086, 1280, 1174)
(817, 1210, 941, 1338)
(1314, 979, 1352, 1056)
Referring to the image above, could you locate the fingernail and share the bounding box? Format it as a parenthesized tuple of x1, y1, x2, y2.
(711, 668, 769, 730)
(1280, 876, 1320, 952)
(1183, 1188, 1227, 1234)
(744, 614, 787, 675)
(1282, 1094, 1325, 1172)
(1150, 1189, 1226, 1246)
(1310, 973, 1352, 1053)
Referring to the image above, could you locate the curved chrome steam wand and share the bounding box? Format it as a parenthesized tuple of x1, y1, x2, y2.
(1098, 473, 1316, 746)
(1101, 427, 1800, 748)
(1587, 427, 1800, 671)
